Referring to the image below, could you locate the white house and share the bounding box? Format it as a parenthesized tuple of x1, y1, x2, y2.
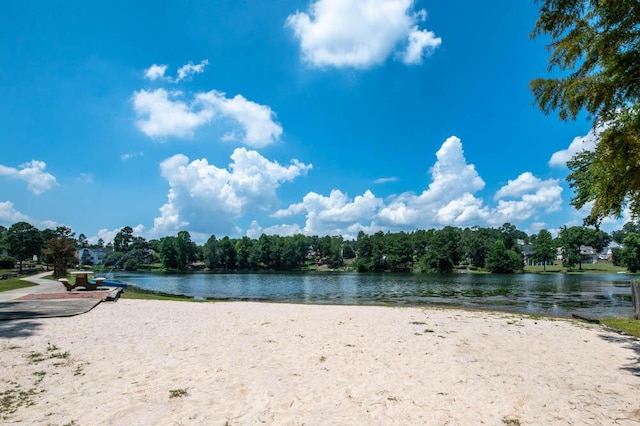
(78, 248, 109, 266)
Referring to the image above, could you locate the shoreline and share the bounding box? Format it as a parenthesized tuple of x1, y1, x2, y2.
(2, 300, 640, 424)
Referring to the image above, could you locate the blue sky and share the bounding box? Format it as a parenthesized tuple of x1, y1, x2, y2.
(0, 0, 621, 243)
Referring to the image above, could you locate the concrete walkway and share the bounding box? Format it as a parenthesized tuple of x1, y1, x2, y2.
(0, 272, 106, 321)
(0, 271, 62, 302)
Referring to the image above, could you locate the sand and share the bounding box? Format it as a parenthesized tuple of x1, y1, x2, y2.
(1, 300, 640, 425)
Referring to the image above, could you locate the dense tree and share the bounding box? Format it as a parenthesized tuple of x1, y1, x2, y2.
(420, 227, 462, 273)
(531, 229, 556, 271)
(460, 227, 499, 268)
(202, 235, 220, 269)
(158, 236, 180, 270)
(0, 225, 6, 250)
(6, 222, 43, 272)
(622, 233, 640, 272)
(77, 233, 88, 248)
(531, 0, 640, 224)
(113, 226, 134, 253)
(612, 221, 640, 244)
(485, 240, 523, 273)
(557, 226, 584, 270)
(500, 223, 527, 250)
(218, 236, 237, 270)
(43, 226, 77, 278)
(176, 231, 198, 267)
(235, 236, 255, 270)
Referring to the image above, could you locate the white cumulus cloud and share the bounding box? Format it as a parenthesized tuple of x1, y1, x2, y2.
(196, 91, 283, 148)
(133, 88, 214, 138)
(0, 160, 58, 195)
(286, 0, 441, 68)
(269, 136, 564, 237)
(144, 64, 168, 80)
(0, 201, 31, 226)
(151, 149, 312, 237)
(135, 61, 282, 146)
(133, 87, 283, 147)
(549, 128, 598, 167)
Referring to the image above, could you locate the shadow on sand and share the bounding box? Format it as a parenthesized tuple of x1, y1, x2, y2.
(599, 332, 640, 376)
(0, 318, 42, 338)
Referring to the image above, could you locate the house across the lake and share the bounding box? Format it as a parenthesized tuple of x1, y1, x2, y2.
(78, 248, 109, 266)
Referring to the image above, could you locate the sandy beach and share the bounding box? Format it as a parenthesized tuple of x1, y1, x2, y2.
(2, 300, 640, 425)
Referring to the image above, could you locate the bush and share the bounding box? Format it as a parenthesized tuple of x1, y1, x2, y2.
(123, 258, 139, 271)
(0, 256, 15, 269)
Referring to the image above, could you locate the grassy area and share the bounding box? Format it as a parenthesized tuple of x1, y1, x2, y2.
(600, 318, 640, 338)
(0, 278, 38, 293)
(524, 263, 626, 274)
(121, 285, 202, 302)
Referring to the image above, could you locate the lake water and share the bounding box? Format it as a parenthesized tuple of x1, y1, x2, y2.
(113, 271, 635, 318)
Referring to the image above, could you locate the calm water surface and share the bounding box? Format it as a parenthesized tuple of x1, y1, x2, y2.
(113, 271, 633, 318)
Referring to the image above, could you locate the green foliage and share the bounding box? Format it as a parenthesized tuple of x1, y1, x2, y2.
(557, 226, 584, 270)
(612, 247, 623, 266)
(531, 0, 640, 224)
(622, 233, 640, 272)
(0, 256, 15, 269)
(485, 241, 523, 273)
(113, 226, 134, 253)
(42, 227, 77, 278)
(531, 229, 556, 270)
(612, 221, 640, 243)
(5, 222, 43, 272)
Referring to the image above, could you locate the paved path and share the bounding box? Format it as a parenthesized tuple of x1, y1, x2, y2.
(0, 271, 62, 302)
(0, 272, 104, 321)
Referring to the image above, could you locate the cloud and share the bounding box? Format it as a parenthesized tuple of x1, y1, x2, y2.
(121, 152, 144, 161)
(133, 89, 214, 139)
(176, 60, 209, 82)
(268, 136, 564, 237)
(0, 201, 31, 226)
(549, 128, 598, 167)
(196, 91, 284, 148)
(491, 172, 563, 224)
(144, 60, 208, 83)
(90, 224, 146, 247)
(286, 0, 441, 68)
(151, 149, 312, 237)
(133, 88, 283, 147)
(144, 64, 168, 80)
(75, 173, 94, 184)
(401, 27, 441, 65)
(0, 201, 64, 230)
(0, 160, 58, 195)
(374, 177, 398, 184)
(494, 172, 549, 200)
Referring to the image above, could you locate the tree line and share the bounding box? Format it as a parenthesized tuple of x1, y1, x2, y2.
(3, 220, 640, 275)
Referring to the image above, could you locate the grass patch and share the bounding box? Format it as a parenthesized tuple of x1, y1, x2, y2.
(601, 318, 640, 338)
(169, 388, 188, 399)
(524, 263, 626, 274)
(121, 285, 200, 302)
(27, 352, 45, 364)
(0, 278, 38, 293)
(0, 387, 37, 417)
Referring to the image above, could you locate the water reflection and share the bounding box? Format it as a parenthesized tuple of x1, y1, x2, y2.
(115, 271, 634, 318)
